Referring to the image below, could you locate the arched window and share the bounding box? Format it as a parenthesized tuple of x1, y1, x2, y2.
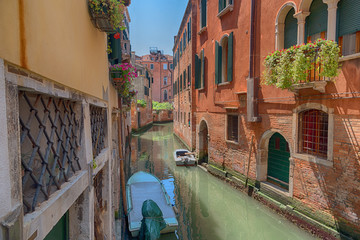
(284, 8, 297, 49)
(215, 33, 233, 84)
(300, 109, 328, 158)
(305, 0, 328, 42)
(164, 90, 168, 101)
(337, 0, 360, 56)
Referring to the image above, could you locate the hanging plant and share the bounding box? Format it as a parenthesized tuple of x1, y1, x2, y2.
(110, 63, 138, 105)
(263, 39, 340, 90)
(88, 0, 125, 33)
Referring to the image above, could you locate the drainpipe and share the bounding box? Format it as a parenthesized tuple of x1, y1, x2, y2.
(247, 0, 261, 122)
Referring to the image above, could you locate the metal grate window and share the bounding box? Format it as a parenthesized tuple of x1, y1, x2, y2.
(19, 92, 82, 214)
(227, 115, 238, 142)
(300, 109, 328, 158)
(90, 106, 107, 158)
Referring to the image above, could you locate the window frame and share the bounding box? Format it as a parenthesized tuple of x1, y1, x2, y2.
(150, 64, 154, 69)
(225, 114, 239, 144)
(163, 76, 168, 85)
(217, 0, 234, 18)
(293, 103, 334, 166)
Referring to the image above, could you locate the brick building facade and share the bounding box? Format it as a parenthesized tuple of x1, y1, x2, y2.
(131, 53, 153, 131)
(173, 0, 360, 238)
(137, 49, 173, 103)
(173, 1, 197, 150)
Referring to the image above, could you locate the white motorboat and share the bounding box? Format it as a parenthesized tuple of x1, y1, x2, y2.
(173, 149, 197, 166)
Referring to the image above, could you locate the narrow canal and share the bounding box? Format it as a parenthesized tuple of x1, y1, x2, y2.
(125, 123, 315, 240)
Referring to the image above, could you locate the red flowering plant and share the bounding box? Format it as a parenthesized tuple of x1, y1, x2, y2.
(263, 39, 340, 89)
(110, 63, 138, 104)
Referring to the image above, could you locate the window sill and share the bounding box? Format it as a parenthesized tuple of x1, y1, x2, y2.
(197, 87, 205, 91)
(217, 81, 231, 86)
(217, 4, 234, 18)
(226, 140, 239, 145)
(198, 26, 207, 35)
(290, 80, 330, 95)
(339, 52, 360, 62)
(293, 153, 333, 167)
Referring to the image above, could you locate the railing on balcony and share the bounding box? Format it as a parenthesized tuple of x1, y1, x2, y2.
(300, 49, 324, 83)
(20, 92, 82, 214)
(122, 40, 131, 58)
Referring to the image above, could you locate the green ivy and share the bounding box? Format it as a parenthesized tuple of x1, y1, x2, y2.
(263, 39, 340, 90)
(152, 101, 173, 110)
(137, 99, 147, 107)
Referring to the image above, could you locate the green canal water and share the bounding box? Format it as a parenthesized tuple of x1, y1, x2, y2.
(125, 123, 316, 240)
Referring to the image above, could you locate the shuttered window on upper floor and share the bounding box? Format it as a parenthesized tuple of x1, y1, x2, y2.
(188, 18, 191, 42)
(215, 32, 233, 85)
(219, 0, 233, 13)
(337, 0, 360, 56)
(200, 0, 207, 29)
(195, 49, 205, 89)
(305, 0, 328, 43)
(284, 8, 297, 49)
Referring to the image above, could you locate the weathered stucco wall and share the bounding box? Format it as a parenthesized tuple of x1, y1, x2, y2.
(0, 0, 109, 100)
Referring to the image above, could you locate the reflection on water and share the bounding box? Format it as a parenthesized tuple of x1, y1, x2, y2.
(126, 123, 315, 240)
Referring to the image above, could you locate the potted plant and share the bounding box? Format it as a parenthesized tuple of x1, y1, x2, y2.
(88, 0, 125, 33)
(110, 63, 138, 105)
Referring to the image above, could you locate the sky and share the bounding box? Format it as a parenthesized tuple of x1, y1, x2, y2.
(128, 0, 188, 57)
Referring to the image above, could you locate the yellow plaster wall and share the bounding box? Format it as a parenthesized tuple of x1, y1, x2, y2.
(0, 0, 109, 99)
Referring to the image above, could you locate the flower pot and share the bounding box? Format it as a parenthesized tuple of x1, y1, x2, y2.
(88, 0, 119, 33)
(111, 77, 125, 90)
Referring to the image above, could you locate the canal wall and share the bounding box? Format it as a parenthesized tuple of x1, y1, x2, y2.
(205, 163, 355, 240)
(153, 110, 173, 123)
(131, 104, 153, 131)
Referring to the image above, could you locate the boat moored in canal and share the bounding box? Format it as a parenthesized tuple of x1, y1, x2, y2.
(126, 171, 178, 238)
(173, 149, 197, 166)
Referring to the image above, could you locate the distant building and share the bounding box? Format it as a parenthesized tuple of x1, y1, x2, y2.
(131, 52, 153, 130)
(137, 48, 173, 103)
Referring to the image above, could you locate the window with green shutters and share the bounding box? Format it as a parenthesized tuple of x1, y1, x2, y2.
(337, 0, 360, 56)
(215, 32, 233, 84)
(180, 75, 182, 91)
(188, 18, 191, 42)
(200, 0, 207, 29)
(219, 0, 233, 13)
(284, 8, 297, 49)
(188, 64, 191, 87)
(108, 34, 121, 64)
(183, 70, 186, 89)
(195, 50, 204, 89)
(305, 0, 328, 43)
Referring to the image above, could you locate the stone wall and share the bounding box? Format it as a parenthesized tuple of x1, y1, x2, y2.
(153, 110, 173, 123)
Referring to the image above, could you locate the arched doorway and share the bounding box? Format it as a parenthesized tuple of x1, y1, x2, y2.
(267, 132, 290, 190)
(198, 120, 208, 164)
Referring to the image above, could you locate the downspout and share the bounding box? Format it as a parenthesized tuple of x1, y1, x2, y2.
(247, 0, 261, 122)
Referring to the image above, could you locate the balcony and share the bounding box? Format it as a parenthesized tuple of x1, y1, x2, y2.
(263, 39, 340, 94)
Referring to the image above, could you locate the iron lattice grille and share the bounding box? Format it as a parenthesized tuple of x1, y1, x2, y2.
(19, 91, 82, 214)
(90, 105, 107, 158)
(301, 109, 328, 158)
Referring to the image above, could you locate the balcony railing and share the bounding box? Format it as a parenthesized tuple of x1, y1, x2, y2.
(263, 39, 340, 93)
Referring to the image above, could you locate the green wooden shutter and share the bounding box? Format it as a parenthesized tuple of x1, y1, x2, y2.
(188, 18, 191, 41)
(180, 75, 182, 91)
(284, 8, 297, 49)
(201, 49, 205, 88)
(338, 0, 360, 37)
(195, 54, 200, 89)
(219, 0, 222, 13)
(184, 70, 186, 88)
(227, 32, 233, 82)
(215, 41, 219, 84)
(44, 211, 69, 240)
(188, 64, 191, 86)
(306, 0, 328, 37)
(201, 0, 207, 28)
